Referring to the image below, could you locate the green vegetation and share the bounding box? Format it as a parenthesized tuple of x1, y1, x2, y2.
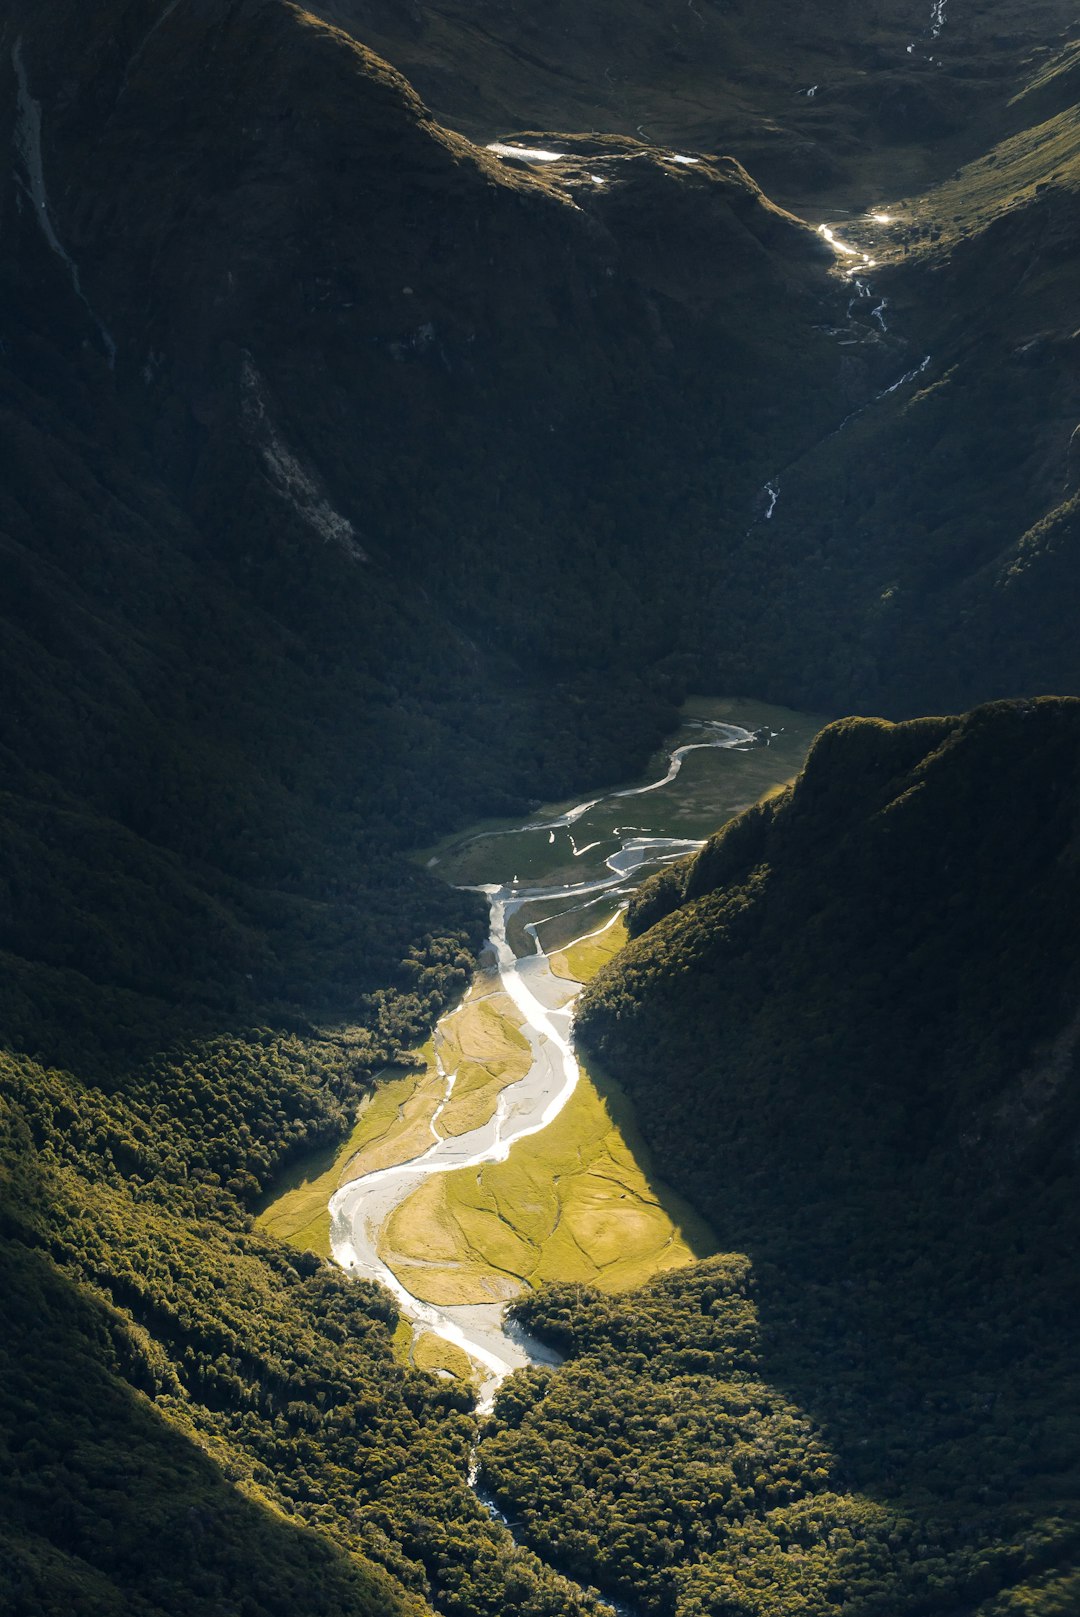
(255, 1079, 412, 1258)
(326, 0, 1079, 206)
(258, 975, 535, 1267)
(433, 985, 533, 1139)
(483, 1261, 1080, 1617)
(412, 1334, 482, 1387)
(0, 1034, 606, 1617)
(0, 1234, 429, 1617)
(2, 0, 1080, 1612)
(481, 699, 1080, 1616)
(549, 916, 627, 984)
(382, 1063, 713, 1306)
(340, 1059, 444, 1180)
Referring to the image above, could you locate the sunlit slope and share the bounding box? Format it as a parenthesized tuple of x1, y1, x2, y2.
(2, 1048, 605, 1617)
(577, 697, 1080, 1522)
(0, 1233, 432, 1617)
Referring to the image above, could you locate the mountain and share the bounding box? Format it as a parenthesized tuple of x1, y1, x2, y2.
(305, 0, 1080, 204)
(0, 4, 849, 1612)
(3, 1, 1080, 1614)
(0, 0, 860, 1060)
(485, 699, 1080, 1614)
(722, 65, 1080, 714)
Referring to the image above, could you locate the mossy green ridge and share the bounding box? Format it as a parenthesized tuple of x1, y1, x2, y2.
(483, 698, 1080, 1616)
(484, 1261, 1080, 1617)
(0, 1235, 428, 1617)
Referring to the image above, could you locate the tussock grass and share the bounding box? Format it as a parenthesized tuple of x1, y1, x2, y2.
(260, 982, 534, 1255)
(549, 915, 628, 983)
(255, 1097, 399, 1257)
(413, 1331, 482, 1384)
(436, 987, 532, 1137)
(380, 1063, 714, 1305)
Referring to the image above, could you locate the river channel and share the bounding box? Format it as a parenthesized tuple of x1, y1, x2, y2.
(330, 697, 822, 1405)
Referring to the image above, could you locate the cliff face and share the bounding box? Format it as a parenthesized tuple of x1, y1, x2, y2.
(723, 69, 1080, 715)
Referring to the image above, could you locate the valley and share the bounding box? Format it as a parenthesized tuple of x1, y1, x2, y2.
(259, 700, 820, 1396)
(1, 2, 1079, 1615)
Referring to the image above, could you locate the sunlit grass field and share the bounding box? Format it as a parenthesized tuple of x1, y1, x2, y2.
(380, 1051, 714, 1307)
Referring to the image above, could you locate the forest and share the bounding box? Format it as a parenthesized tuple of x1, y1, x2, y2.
(518, 699, 1080, 1615)
(1, 0, 1079, 1613)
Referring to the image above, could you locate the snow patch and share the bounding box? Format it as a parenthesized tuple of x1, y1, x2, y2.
(486, 143, 565, 163)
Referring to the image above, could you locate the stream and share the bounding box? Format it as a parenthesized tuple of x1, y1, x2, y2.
(330, 698, 821, 1406)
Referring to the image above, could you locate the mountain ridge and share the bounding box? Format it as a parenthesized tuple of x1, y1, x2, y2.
(481, 697, 1080, 1615)
(2, 4, 1080, 1614)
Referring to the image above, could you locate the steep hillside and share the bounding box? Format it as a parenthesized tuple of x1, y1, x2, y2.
(0, 4, 858, 1612)
(484, 699, 1080, 1614)
(2, 0, 845, 668)
(3, 1, 1080, 1612)
(698, 49, 1080, 714)
(0, 0, 871, 1056)
(0, 5, 841, 1612)
(308, 0, 1080, 204)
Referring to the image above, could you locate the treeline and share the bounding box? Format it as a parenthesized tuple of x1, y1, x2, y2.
(0, 1023, 610, 1617)
(478, 699, 1080, 1616)
(484, 1264, 1080, 1617)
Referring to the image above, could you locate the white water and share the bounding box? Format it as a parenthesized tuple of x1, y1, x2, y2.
(12, 40, 116, 366)
(330, 721, 756, 1405)
(751, 209, 934, 494)
(878, 352, 931, 396)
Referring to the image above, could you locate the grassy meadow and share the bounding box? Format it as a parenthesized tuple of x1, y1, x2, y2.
(257, 975, 534, 1255)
